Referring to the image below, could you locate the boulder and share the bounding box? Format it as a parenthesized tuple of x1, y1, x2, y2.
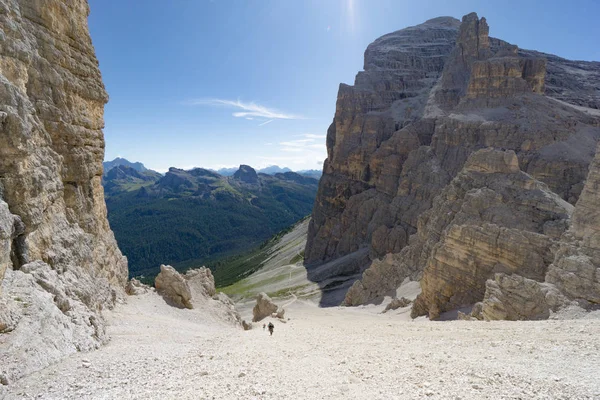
(242, 320, 253, 331)
(252, 292, 284, 322)
(383, 297, 412, 313)
(152, 265, 245, 327)
(155, 265, 193, 309)
(211, 292, 245, 327)
(480, 274, 563, 321)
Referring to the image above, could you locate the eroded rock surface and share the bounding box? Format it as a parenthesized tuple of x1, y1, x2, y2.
(0, 0, 127, 383)
(410, 149, 573, 319)
(383, 297, 412, 313)
(154, 265, 244, 326)
(0, 261, 119, 384)
(252, 292, 284, 322)
(155, 265, 194, 309)
(477, 143, 600, 320)
(306, 12, 600, 318)
(125, 278, 151, 296)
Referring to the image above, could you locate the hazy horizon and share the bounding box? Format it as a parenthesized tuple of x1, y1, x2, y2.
(104, 156, 322, 175)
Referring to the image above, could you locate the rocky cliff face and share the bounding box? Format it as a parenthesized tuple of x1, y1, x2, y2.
(0, 0, 127, 383)
(306, 13, 600, 317)
(477, 143, 600, 320)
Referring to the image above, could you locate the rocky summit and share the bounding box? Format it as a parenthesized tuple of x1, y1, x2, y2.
(306, 13, 600, 319)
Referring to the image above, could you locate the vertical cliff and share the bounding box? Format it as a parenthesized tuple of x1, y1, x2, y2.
(478, 144, 600, 320)
(307, 12, 600, 316)
(306, 17, 462, 269)
(0, 0, 127, 383)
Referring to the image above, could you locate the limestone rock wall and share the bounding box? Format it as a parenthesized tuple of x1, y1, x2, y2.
(306, 12, 600, 317)
(477, 144, 600, 320)
(408, 149, 573, 318)
(306, 17, 461, 268)
(0, 0, 127, 383)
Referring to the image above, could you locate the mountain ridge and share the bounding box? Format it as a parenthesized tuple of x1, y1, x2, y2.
(104, 158, 322, 179)
(103, 164, 319, 279)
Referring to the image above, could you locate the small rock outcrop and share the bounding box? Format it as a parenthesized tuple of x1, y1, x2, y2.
(242, 320, 253, 331)
(185, 267, 217, 298)
(252, 292, 285, 322)
(125, 278, 151, 296)
(479, 274, 565, 320)
(153, 265, 245, 326)
(383, 297, 412, 313)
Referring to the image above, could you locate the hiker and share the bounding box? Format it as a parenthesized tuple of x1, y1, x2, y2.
(262, 323, 266, 330)
(268, 322, 274, 336)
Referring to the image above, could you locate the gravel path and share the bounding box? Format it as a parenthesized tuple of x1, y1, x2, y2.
(2, 293, 600, 400)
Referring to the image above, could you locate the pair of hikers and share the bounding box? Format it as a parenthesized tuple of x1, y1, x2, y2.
(262, 322, 275, 336)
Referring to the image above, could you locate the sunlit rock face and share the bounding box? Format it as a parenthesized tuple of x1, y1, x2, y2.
(306, 12, 600, 318)
(0, 0, 127, 383)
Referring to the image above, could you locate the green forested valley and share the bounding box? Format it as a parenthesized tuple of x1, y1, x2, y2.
(103, 162, 318, 282)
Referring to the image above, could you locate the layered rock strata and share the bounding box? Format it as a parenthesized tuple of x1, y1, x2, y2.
(408, 149, 572, 318)
(477, 143, 600, 320)
(0, 0, 127, 383)
(307, 12, 600, 318)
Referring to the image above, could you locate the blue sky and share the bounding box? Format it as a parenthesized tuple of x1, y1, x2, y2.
(88, 0, 600, 172)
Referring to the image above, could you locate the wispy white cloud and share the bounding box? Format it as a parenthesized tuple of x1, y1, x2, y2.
(258, 133, 327, 167)
(258, 119, 274, 126)
(299, 134, 326, 139)
(187, 98, 303, 121)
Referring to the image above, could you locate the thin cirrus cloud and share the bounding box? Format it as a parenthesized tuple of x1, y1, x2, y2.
(279, 134, 326, 153)
(187, 99, 303, 123)
(258, 134, 327, 167)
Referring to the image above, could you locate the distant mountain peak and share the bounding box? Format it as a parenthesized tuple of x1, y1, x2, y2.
(233, 164, 259, 184)
(103, 157, 148, 175)
(258, 165, 292, 175)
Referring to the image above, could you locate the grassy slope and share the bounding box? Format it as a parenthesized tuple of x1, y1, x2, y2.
(219, 218, 314, 300)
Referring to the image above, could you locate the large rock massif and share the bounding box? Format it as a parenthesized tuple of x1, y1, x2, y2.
(306, 13, 600, 319)
(0, 0, 127, 383)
